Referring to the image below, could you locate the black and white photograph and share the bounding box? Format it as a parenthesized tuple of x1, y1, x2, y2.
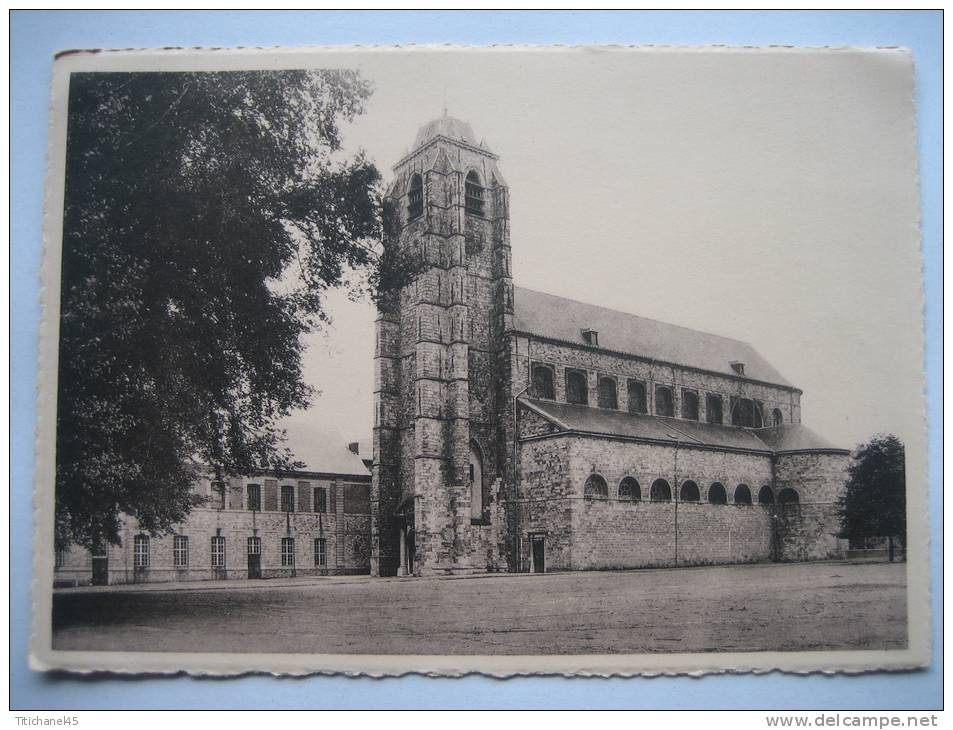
(32, 46, 928, 676)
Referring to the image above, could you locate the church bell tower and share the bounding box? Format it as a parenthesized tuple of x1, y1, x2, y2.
(371, 116, 513, 577)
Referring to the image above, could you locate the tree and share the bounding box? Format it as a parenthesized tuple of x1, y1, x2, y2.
(56, 69, 399, 550)
(838, 434, 906, 561)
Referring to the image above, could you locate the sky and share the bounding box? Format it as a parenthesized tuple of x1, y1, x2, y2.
(280, 47, 923, 461)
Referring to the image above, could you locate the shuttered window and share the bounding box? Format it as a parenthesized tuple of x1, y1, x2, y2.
(264, 480, 278, 511)
(297, 481, 312, 513)
(280, 485, 295, 513)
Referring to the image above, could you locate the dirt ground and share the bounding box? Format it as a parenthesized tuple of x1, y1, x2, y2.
(51, 560, 907, 655)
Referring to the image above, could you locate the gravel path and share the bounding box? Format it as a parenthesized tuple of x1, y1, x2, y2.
(51, 560, 907, 655)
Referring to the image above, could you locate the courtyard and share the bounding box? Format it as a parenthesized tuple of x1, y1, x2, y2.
(51, 560, 907, 655)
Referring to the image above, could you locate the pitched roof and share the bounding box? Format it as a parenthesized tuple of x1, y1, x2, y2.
(522, 399, 772, 453)
(752, 424, 847, 453)
(521, 399, 847, 454)
(512, 287, 794, 388)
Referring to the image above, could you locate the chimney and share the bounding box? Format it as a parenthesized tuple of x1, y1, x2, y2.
(730, 361, 746, 376)
(348, 441, 360, 455)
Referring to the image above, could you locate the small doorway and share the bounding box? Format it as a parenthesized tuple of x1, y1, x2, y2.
(247, 537, 262, 579)
(91, 554, 108, 585)
(531, 534, 545, 574)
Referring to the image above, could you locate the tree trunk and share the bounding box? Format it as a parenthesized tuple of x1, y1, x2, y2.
(888, 535, 895, 562)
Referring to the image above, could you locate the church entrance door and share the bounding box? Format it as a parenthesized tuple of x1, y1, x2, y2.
(531, 534, 545, 574)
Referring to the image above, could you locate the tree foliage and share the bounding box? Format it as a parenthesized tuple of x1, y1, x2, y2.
(56, 70, 396, 549)
(838, 434, 906, 546)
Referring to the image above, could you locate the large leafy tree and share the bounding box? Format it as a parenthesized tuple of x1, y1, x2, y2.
(838, 434, 906, 560)
(56, 70, 389, 550)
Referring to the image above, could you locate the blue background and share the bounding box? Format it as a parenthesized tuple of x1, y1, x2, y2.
(11, 10, 942, 710)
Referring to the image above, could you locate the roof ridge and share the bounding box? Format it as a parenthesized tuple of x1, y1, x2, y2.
(513, 285, 755, 347)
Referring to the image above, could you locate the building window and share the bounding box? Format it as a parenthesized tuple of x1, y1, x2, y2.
(681, 389, 699, 420)
(465, 170, 484, 216)
(314, 486, 328, 513)
(247, 483, 261, 511)
(655, 385, 674, 417)
(772, 408, 783, 427)
(618, 477, 641, 502)
(408, 173, 423, 220)
(247, 536, 261, 555)
(650, 479, 672, 502)
(531, 364, 555, 400)
(566, 370, 588, 405)
(583, 474, 608, 500)
(730, 397, 765, 427)
(708, 482, 728, 504)
(469, 442, 485, 520)
(133, 535, 149, 568)
(314, 538, 327, 567)
(281, 537, 295, 567)
(706, 393, 724, 424)
(627, 380, 647, 414)
(211, 536, 226, 569)
(778, 488, 800, 505)
(734, 484, 752, 505)
(581, 329, 599, 347)
(679, 480, 700, 502)
(280, 485, 295, 513)
(758, 485, 774, 505)
(597, 377, 618, 409)
(211, 480, 226, 510)
(173, 535, 189, 567)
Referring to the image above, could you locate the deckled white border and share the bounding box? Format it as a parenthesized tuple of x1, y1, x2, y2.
(31, 45, 931, 677)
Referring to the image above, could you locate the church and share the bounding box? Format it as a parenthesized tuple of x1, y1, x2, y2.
(371, 116, 851, 577)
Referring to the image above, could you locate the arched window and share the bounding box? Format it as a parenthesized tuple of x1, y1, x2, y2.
(772, 408, 783, 427)
(598, 377, 618, 409)
(627, 380, 647, 414)
(619, 477, 641, 502)
(584, 474, 608, 500)
(679, 480, 700, 502)
(650, 478, 672, 502)
(734, 484, 752, 505)
(778, 488, 800, 505)
(531, 364, 555, 400)
(469, 442, 485, 520)
(655, 385, 674, 417)
(566, 370, 588, 405)
(706, 393, 724, 424)
(708, 482, 727, 504)
(681, 389, 699, 420)
(408, 173, 423, 220)
(465, 171, 484, 216)
(758, 485, 774, 505)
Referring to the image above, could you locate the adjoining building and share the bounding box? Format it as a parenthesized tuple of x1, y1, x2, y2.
(371, 115, 851, 577)
(54, 443, 371, 587)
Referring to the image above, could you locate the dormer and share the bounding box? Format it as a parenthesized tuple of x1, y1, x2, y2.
(730, 361, 746, 376)
(582, 329, 599, 347)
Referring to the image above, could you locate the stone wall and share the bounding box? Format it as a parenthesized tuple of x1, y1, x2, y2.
(774, 451, 850, 561)
(511, 335, 801, 427)
(55, 473, 372, 586)
(514, 432, 850, 572)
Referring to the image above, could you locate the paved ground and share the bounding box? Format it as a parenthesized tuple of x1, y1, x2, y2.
(51, 561, 907, 655)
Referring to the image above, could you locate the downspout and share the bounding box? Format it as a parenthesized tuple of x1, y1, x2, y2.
(673, 438, 679, 568)
(513, 383, 530, 573)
